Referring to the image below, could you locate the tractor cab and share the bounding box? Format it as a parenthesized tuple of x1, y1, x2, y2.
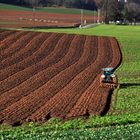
(100, 67, 118, 89)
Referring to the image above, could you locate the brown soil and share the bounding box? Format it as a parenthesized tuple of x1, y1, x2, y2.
(0, 10, 100, 28)
(0, 30, 122, 126)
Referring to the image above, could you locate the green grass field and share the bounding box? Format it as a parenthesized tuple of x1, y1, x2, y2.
(0, 25, 140, 139)
(0, 3, 95, 15)
(1, 123, 140, 140)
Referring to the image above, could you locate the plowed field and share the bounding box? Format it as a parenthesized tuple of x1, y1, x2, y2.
(0, 30, 122, 126)
(0, 10, 98, 28)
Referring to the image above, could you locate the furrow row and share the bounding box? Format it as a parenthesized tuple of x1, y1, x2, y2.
(0, 33, 69, 93)
(0, 32, 48, 70)
(0, 33, 61, 81)
(0, 35, 84, 112)
(0, 32, 36, 60)
(0, 31, 26, 52)
(28, 37, 110, 121)
(67, 37, 122, 118)
(0, 36, 95, 125)
(0, 30, 17, 42)
(0, 31, 122, 125)
(27, 36, 98, 121)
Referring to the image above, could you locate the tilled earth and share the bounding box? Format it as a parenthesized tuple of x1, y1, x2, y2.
(0, 10, 99, 28)
(0, 30, 122, 126)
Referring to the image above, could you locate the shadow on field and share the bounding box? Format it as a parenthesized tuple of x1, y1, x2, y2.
(100, 89, 114, 116)
(120, 83, 140, 89)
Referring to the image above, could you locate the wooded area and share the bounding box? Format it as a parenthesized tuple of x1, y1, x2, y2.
(0, 0, 97, 10)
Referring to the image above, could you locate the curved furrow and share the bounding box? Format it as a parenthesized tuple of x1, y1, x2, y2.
(95, 38, 122, 116)
(0, 35, 97, 124)
(0, 31, 38, 62)
(0, 31, 26, 52)
(87, 85, 106, 115)
(0, 34, 83, 123)
(65, 77, 100, 118)
(27, 36, 98, 121)
(0, 30, 17, 42)
(0, 31, 27, 58)
(0, 32, 37, 61)
(28, 37, 112, 121)
(0, 32, 47, 70)
(0, 33, 62, 81)
(0, 33, 66, 92)
(54, 37, 112, 118)
(87, 83, 113, 116)
(87, 38, 122, 115)
(0, 34, 122, 125)
(107, 37, 122, 68)
(65, 37, 113, 118)
(0, 34, 71, 93)
(0, 34, 81, 111)
(66, 37, 122, 118)
(63, 38, 114, 118)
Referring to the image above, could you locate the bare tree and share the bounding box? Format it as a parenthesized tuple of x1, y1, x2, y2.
(126, 2, 140, 22)
(95, 0, 120, 23)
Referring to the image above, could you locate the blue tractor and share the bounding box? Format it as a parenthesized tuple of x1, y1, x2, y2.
(100, 68, 118, 89)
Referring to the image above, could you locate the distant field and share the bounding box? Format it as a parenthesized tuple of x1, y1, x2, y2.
(0, 3, 96, 15)
(0, 3, 98, 28)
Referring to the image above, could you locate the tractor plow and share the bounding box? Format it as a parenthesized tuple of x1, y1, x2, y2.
(100, 68, 118, 89)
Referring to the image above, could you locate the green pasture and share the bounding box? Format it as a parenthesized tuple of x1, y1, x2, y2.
(0, 21, 16, 25)
(0, 3, 95, 15)
(0, 3, 31, 11)
(0, 25, 140, 139)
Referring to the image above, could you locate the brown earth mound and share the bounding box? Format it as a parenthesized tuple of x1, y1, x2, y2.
(0, 30, 122, 126)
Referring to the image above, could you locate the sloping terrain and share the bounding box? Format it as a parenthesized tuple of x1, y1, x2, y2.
(0, 30, 122, 126)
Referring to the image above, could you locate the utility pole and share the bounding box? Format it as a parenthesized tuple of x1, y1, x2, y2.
(32, 0, 38, 29)
(124, 0, 127, 22)
(81, 9, 83, 26)
(105, 0, 109, 24)
(97, 9, 101, 23)
(33, 6, 35, 29)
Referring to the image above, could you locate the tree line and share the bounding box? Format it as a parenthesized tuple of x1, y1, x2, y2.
(0, 0, 97, 10)
(96, 0, 140, 23)
(0, 0, 140, 23)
